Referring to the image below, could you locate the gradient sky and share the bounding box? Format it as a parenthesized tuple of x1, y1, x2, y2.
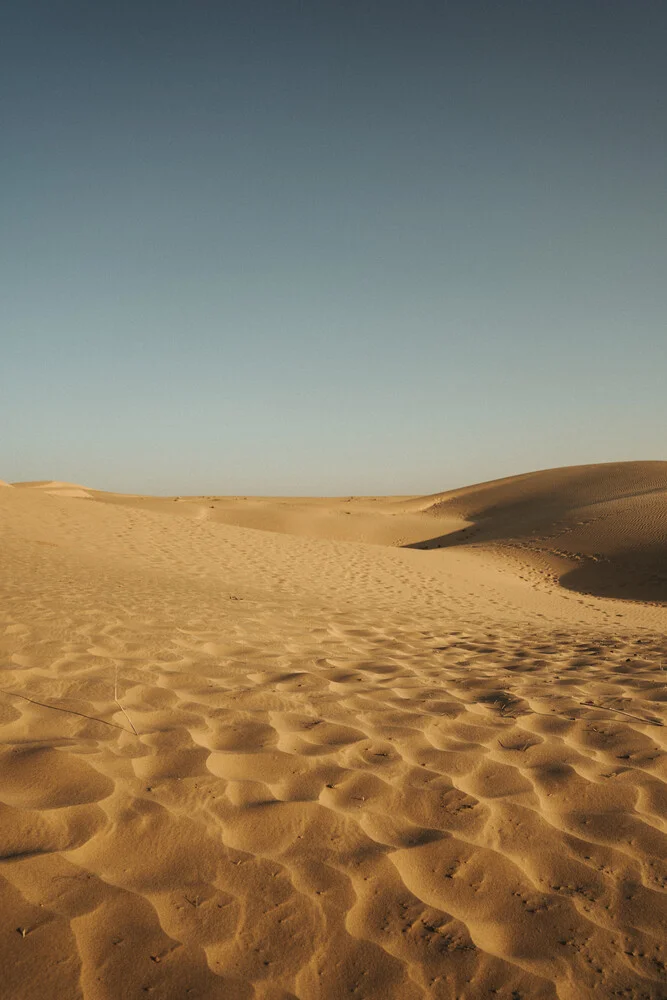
(3, 1, 666, 495)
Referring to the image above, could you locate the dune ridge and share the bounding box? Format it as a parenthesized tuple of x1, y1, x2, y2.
(1, 463, 666, 999)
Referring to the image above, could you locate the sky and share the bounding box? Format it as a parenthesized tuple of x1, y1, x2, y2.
(2, 0, 666, 495)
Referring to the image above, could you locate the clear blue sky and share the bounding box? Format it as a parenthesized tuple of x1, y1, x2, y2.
(3, 1, 666, 494)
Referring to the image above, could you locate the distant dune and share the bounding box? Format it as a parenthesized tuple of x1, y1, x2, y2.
(2, 463, 666, 999)
(15, 461, 665, 603)
(12, 479, 94, 498)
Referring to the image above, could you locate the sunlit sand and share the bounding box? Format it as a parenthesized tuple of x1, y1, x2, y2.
(1, 462, 666, 998)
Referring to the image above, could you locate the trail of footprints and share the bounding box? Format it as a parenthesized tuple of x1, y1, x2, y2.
(1, 607, 666, 999)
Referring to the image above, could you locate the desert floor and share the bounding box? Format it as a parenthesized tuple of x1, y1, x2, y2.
(1, 462, 666, 1000)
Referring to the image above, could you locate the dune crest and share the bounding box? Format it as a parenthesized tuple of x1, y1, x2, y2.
(12, 480, 94, 499)
(1, 463, 666, 998)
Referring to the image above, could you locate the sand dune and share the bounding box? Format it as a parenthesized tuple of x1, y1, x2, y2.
(412, 461, 667, 603)
(12, 481, 94, 499)
(61, 460, 667, 603)
(1, 464, 666, 999)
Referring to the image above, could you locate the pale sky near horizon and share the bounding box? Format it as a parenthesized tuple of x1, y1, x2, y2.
(3, 1, 666, 495)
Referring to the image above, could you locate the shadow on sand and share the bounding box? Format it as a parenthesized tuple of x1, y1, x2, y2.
(403, 526, 667, 604)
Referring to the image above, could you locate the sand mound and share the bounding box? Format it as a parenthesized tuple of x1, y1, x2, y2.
(1, 469, 665, 999)
(12, 480, 94, 499)
(411, 462, 667, 603)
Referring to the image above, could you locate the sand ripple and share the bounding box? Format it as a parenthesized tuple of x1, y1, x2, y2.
(1, 475, 666, 998)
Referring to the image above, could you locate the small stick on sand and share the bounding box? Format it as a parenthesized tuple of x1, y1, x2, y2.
(579, 701, 664, 727)
(114, 666, 139, 736)
(0, 687, 130, 733)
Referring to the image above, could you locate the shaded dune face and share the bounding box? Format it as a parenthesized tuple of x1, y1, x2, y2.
(0, 463, 666, 999)
(560, 542, 667, 602)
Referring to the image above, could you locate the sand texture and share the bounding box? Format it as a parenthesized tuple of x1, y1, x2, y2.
(1, 462, 666, 999)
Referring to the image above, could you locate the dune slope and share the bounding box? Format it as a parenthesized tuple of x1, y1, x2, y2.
(0, 466, 666, 1000)
(411, 461, 667, 603)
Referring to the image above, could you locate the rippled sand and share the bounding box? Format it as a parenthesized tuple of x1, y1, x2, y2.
(1, 464, 665, 999)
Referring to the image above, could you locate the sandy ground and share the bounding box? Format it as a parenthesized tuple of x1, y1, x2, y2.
(0, 462, 666, 1000)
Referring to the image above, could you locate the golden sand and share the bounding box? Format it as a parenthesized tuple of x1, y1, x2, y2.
(1, 462, 665, 999)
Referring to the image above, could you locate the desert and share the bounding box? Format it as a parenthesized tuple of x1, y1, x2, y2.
(0, 461, 665, 999)
(5, 0, 666, 995)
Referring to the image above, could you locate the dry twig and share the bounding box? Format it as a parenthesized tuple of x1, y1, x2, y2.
(0, 687, 130, 733)
(114, 666, 139, 735)
(579, 701, 664, 727)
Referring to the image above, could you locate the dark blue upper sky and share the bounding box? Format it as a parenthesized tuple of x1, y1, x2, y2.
(3, 1, 666, 493)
